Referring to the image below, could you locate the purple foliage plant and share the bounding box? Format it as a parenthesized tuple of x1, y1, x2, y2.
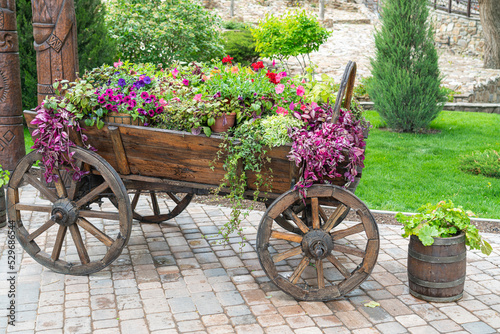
(31, 97, 95, 183)
(288, 106, 367, 197)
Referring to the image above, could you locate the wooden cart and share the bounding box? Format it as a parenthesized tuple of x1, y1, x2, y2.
(8, 62, 379, 301)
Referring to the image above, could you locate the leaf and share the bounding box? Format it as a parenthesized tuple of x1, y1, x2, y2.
(202, 126, 212, 137)
(480, 240, 493, 256)
(364, 301, 380, 308)
(417, 225, 440, 246)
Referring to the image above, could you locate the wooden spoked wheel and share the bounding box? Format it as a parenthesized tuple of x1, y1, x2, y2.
(257, 184, 379, 301)
(128, 190, 193, 223)
(8, 147, 132, 275)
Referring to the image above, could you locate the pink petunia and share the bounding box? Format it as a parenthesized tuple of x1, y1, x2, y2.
(275, 84, 285, 94)
(276, 107, 288, 115)
(289, 102, 295, 111)
(182, 79, 189, 86)
(172, 68, 179, 79)
(140, 91, 149, 99)
(159, 98, 167, 106)
(296, 85, 305, 97)
(113, 59, 123, 68)
(193, 94, 202, 101)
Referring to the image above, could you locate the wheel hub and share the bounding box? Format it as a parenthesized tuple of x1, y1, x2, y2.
(51, 199, 79, 227)
(301, 230, 334, 259)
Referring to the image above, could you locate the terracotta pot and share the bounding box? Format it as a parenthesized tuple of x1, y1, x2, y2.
(105, 112, 143, 126)
(210, 112, 236, 133)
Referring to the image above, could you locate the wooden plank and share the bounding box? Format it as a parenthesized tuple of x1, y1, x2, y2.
(286, 209, 309, 234)
(15, 203, 52, 213)
(75, 181, 109, 208)
(332, 223, 365, 241)
(22, 173, 58, 203)
(271, 231, 303, 243)
(69, 225, 90, 264)
(323, 205, 349, 232)
(51, 225, 67, 261)
(108, 126, 131, 175)
(27, 219, 56, 241)
(77, 218, 114, 247)
(327, 254, 351, 279)
(334, 244, 365, 258)
(311, 198, 320, 229)
(316, 259, 325, 289)
(290, 256, 309, 284)
(272, 246, 302, 263)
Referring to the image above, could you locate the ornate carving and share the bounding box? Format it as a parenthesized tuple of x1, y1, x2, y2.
(0, 0, 26, 169)
(48, 34, 63, 52)
(37, 84, 55, 95)
(32, 0, 79, 104)
(0, 32, 16, 52)
(0, 69, 8, 103)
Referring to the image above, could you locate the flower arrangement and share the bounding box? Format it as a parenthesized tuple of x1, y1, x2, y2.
(397, 200, 492, 255)
(29, 56, 369, 243)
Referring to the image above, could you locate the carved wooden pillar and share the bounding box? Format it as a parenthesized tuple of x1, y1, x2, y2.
(32, 0, 79, 105)
(0, 0, 25, 170)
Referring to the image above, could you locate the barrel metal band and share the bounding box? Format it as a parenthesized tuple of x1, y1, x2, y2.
(408, 248, 466, 263)
(409, 289, 463, 303)
(408, 272, 465, 289)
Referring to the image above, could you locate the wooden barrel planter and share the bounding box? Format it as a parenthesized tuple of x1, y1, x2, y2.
(407, 234, 466, 302)
(0, 187, 6, 228)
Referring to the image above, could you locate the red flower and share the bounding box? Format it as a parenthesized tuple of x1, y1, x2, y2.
(266, 70, 279, 84)
(222, 55, 234, 64)
(251, 61, 264, 71)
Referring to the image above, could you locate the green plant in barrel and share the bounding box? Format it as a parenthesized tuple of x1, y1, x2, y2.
(396, 200, 492, 255)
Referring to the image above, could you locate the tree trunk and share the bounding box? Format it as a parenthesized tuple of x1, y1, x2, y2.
(230, 0, 235, 17)
(479, 0, 500, 69)
(319, 0, 325, 20)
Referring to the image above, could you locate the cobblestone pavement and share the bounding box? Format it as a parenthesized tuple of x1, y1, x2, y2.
(1, 186, 500, 333)
(214, 0, 500, 98)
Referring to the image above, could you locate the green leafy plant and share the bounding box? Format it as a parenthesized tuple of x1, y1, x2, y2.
(0, 165, 10, 188)
(251, 10, 331, 73)
(369, 0, 446, 132)
(107, 0, 224, 64)
(222, 20, 249, 30)
(440, 86, 460, 103)
(213, 121, 273, 243)
(397, 200, 492, 255)
(459, 149, 500, 178)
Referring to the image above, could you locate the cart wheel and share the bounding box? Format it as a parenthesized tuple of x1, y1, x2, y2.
(7, 147, 132, 275)
(257, 184, 379, 301)
(128, 190, 193, 223)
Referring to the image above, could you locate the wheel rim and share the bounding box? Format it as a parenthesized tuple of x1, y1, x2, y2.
(110, 190, 193, 223)
(257, 184, 379, 301)
(8, 147, 132, 275)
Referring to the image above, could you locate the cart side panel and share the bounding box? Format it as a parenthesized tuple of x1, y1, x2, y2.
(116, 125, 227, 186)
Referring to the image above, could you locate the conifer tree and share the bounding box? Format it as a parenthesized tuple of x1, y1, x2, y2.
(369, 0, 446, 132)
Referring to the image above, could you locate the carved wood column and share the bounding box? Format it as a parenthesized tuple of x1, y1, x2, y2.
(32, 0, 79, 104)
(0, 0, 25, 170)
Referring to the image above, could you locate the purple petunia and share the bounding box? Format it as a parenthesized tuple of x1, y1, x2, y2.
(117, 78, 126, 87)
(143, 76, 151, 84)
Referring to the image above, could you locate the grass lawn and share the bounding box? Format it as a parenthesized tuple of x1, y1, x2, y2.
(357, 110, 500, 219)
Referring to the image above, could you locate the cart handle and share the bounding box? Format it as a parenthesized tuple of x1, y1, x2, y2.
(332, 61, 357, 124)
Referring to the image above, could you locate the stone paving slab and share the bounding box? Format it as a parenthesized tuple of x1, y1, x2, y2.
(1, 186, 500, 333)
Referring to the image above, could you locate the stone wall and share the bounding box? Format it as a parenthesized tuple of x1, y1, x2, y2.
(430, 9, 484, 57)
(468, 77, 500, 103)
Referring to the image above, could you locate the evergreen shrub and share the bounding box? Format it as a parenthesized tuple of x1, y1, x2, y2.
(369, 0, 446, 132)
(222, 30, 259, 65)
(459, 149, 500, 178)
